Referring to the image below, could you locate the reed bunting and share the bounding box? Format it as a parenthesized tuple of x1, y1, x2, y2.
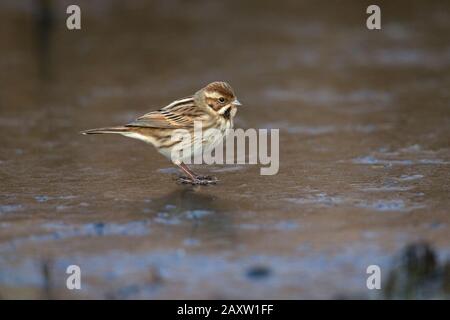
(81, 81, 242, 185)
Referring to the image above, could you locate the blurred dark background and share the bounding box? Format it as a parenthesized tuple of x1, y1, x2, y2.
(0, 0, 449, 299)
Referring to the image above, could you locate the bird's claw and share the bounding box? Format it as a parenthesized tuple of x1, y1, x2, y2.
(177, 175, 218, 185)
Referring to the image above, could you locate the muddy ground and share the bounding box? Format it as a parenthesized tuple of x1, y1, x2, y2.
(0, 0, 449, 299)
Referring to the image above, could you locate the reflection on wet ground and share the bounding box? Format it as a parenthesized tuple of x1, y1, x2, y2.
(0, 0, 449, 298)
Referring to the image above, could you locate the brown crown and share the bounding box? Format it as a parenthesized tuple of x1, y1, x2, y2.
(204, 81, 235, 98)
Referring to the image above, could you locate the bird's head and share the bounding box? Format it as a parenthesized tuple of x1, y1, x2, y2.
(196, 81, 242, 118)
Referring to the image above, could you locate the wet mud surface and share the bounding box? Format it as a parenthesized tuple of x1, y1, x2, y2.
(0, 0, 449, 298)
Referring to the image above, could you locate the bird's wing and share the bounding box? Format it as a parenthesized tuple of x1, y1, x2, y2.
(126, 96, 209, 129)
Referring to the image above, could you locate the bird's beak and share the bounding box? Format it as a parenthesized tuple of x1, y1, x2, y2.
(233, 99, 242, 106)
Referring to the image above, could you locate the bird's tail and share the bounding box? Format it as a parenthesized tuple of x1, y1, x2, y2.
(80, 126, 130, 135)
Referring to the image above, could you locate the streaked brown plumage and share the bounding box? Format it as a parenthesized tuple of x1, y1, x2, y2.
(81, 81, 242, 185)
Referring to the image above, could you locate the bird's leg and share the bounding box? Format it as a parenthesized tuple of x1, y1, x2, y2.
(178, 162, 197, 180)
(176, 162, 217, 185)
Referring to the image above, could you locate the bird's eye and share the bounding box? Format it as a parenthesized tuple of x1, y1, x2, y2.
(219, 97, 225, 103)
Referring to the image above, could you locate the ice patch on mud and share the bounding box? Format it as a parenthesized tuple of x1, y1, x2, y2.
(210, 165, 246, 173)
(352, 156, 412, 165)
(34, 195, 78, 203)
(185, 209, 213, 219)
(287, 190, 424, 212)
(238, 220, 299, 231)
(351, 156, 449, 166)
(3, 221, 152, 247)
(153, 213, 182, 225)
(286, 192, 343, 206)
(354, 174, 423, 193)
(356, 200, 405, 211)
(183, 238, 201, 246)
(153, 209, 214, 226)
(418, 159, 450, 164)
(264, 123, 392, 136)
(360, 186, 415, 192)
(351, 145, 449, 166)
(0, 204, 23, 214)
(395, 174, 424, 181)
(52, 221, 150, 237)
(157, 167, 179, 174)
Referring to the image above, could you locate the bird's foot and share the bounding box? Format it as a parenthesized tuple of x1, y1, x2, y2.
(196, 175, 218, 182)
(177, 175, 218, 185)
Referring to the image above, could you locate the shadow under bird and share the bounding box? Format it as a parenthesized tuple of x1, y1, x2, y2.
(81, 81, 242, 185)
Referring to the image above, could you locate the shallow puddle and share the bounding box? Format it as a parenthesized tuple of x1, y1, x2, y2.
(0, 0, 449, 299)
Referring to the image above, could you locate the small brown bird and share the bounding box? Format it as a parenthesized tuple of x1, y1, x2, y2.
(81, 81, 242, 185)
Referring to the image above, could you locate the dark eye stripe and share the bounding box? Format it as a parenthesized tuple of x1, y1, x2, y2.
(223, 107, 231, 120)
